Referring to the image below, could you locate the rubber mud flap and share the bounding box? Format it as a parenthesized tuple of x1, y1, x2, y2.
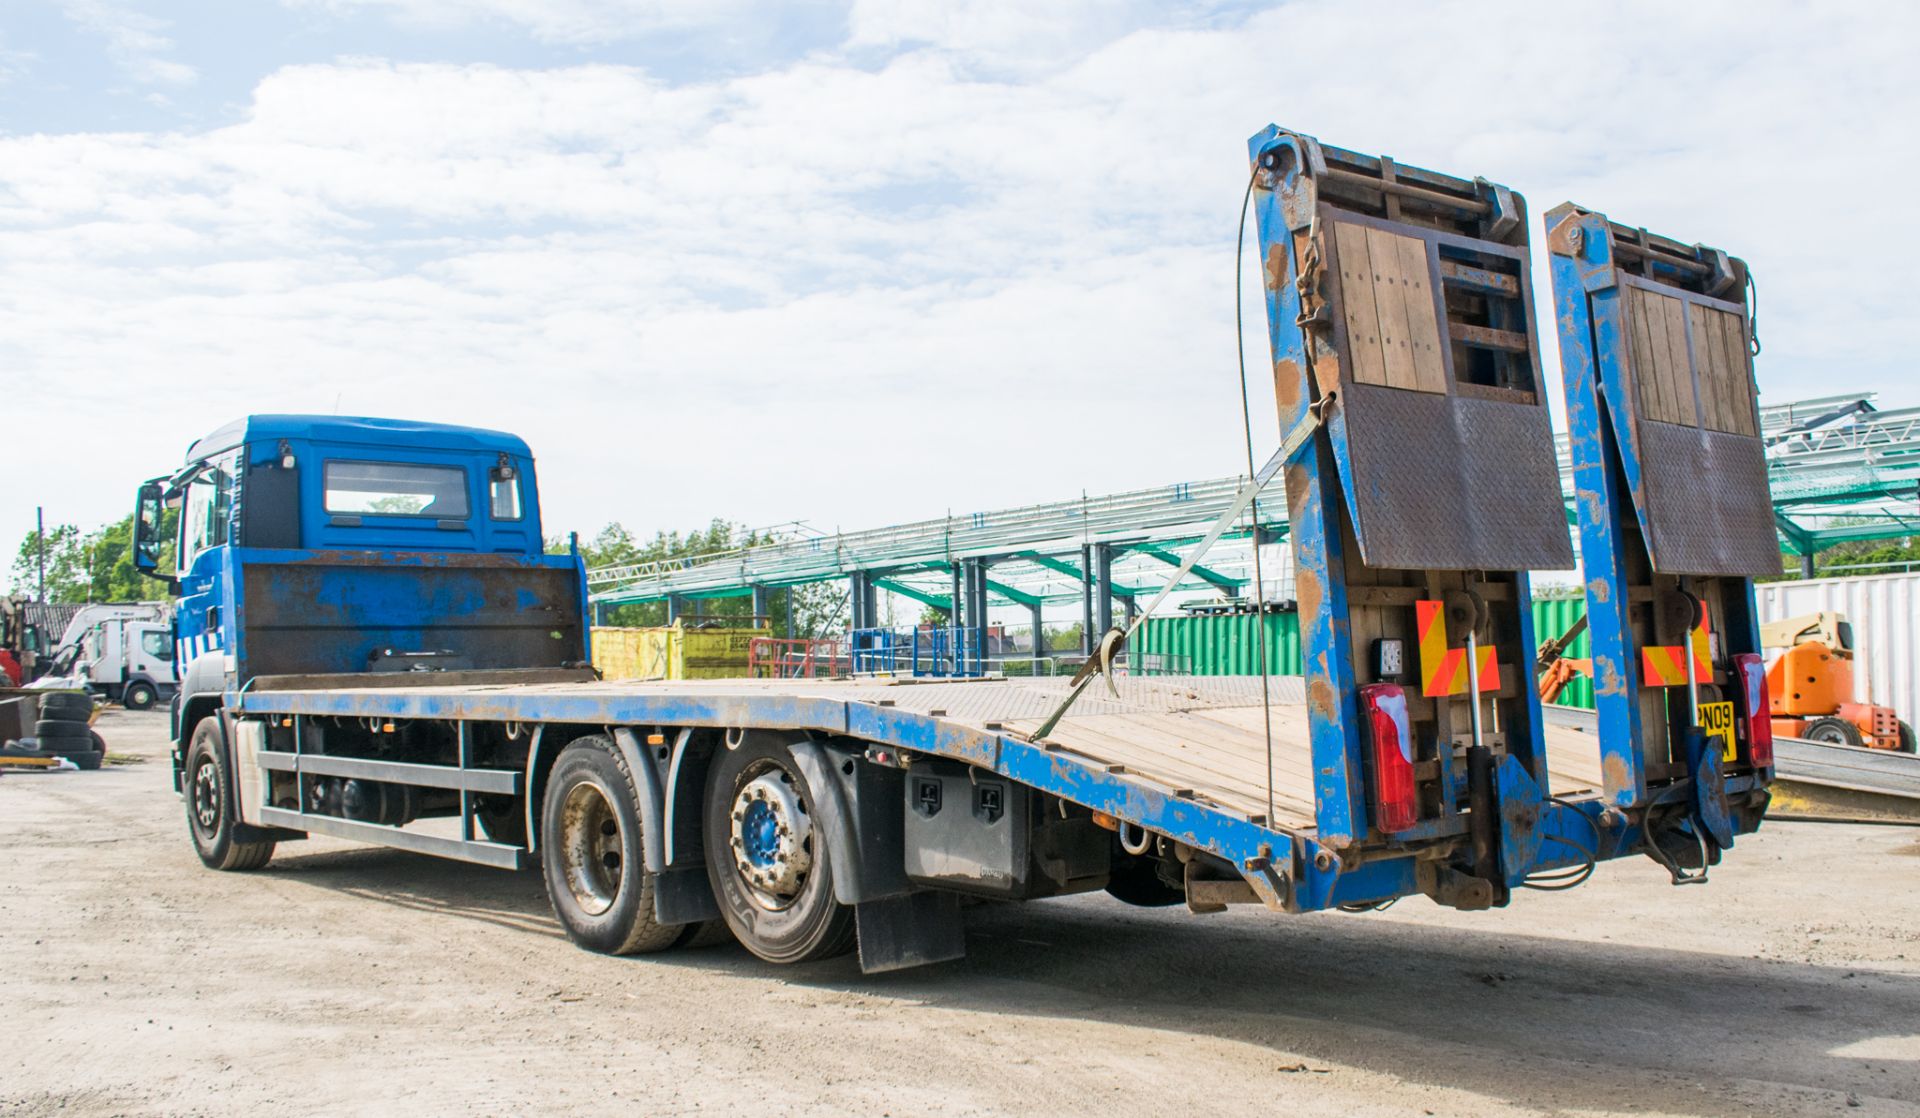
(855, 891, 966, 974)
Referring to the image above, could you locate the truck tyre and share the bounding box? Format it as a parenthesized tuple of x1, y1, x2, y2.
(35, 720, 91, 741)
(123, 681, 158, 711)
(539, 735, 684, 955)
(37, 692, 92, 721)
(1899, 721, 1917, 754)
(184, 718, 275, 871)
(475, 796, 528, 846)
(1104, 855, 1185, 907)
(1803, 716, 1866, 748)
(702, 734, 855, 965)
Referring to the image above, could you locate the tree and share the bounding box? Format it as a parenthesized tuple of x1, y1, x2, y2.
(7, 511, 178, 604)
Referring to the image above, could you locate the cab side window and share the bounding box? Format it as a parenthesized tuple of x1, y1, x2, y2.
(490, 473, 522, 521)
(178, 450, 239, 571)
(141, 630, 174, 662)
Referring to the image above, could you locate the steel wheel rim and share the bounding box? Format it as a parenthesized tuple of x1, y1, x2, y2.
(559, 781, 623, 916)
(190, 758, 220, 833)
(727, 761, 814, 912)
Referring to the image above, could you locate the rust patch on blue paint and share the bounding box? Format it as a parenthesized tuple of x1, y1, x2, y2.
(1595, 655, 1627, 698)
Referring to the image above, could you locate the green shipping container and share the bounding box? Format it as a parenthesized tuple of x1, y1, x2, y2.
(1128, 611, 1302, 676)
(1530, 596, 1593, 710)
(1128, 599, 1597, 711)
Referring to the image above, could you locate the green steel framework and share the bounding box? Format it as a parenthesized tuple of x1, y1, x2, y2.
(591, 392, 1919, 631)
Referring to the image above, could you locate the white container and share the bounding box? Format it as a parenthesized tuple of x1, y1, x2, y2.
(1757, 572, 1920, 731)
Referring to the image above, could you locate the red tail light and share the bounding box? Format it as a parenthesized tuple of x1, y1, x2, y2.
(1361, 683, 1417, 832)
(1733, 652, 1773, 768)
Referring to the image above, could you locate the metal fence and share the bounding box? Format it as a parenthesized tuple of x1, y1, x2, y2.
(848, 626, 986, 678)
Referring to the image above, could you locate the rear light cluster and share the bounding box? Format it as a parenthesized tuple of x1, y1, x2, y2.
(1360, 683, 1417, 832)
(1732, 652, 1773, 768)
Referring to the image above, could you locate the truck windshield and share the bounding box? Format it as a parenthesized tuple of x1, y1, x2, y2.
(324, 462, 470, 518)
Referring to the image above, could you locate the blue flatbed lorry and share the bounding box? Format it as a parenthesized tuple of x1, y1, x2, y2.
(130, 128, 1782, 973)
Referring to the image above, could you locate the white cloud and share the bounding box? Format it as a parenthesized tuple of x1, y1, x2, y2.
(282, 0, 765, 44)
(3, 0, 1917, 576)
(60, 0, 197, 85)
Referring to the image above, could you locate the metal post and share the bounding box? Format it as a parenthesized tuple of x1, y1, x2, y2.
(1464, 627, 1485, 752)
(666, 594, 683, 624)
(751, 585, 769, 626)
(457, 721, 473, 842)
(1080, 544, 1095, 656)
(1093, 543, 1115, 636)
(35, 506, 46, 603)
(949, 563, 964, 676)
(1029, 600, 1046, 673)
(1801, 551, 1815, 579)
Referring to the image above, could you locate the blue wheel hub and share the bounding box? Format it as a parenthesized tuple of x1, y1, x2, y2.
(742, 800, 779, 867)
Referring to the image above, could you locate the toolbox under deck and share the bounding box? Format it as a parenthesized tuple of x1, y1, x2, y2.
(240, 673, 1612, 833)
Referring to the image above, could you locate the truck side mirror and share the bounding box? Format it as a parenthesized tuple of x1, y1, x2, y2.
(134, 481, 167, 578)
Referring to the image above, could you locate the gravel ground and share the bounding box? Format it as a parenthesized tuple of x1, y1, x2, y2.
(3, 708, 1917, 1117)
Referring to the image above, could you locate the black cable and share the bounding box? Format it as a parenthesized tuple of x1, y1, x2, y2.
(1520, 796, 1602, 890)
(1233, 162, 1277, 826)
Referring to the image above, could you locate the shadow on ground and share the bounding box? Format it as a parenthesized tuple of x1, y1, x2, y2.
(261, 844, 1918, 1115)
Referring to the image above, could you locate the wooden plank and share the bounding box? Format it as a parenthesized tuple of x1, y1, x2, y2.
(1720, 310, 1759, 436)
(1437, 259, 1518, 295)
(1657, 290, 1696, 426)
(1628, 288, 1667, 423)
(1365, 225, 1419, 391)
(1688, 303, 1726, 432)
(1050, 715, 1310, 788)
(1011, 717, 1315, 821)
(1448, 323, 1530, 352)
(1333, 222, 1388, 387)
(1719, 309, 1748, 434)
(1395, 233, 1449, 393)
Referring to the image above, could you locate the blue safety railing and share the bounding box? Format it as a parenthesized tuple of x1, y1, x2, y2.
(849, 627, 902, 674)
(913, 626, 983, 678)
(847, 626, 985, 678)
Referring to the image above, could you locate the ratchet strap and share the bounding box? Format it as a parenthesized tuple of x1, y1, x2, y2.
(1029, 401, 1327, 741)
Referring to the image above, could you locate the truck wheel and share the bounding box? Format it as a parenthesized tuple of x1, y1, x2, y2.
(1104, 855, 1185, 907)
(184, 718, 274, 871)
(1803, 717, 1866, 748)
(539, 736, 683, 955)
(123, 682, 157, 711)
(475, 796, 528, 846)
(701, 734, 855, 965)
(1899, 721, 1917, 754)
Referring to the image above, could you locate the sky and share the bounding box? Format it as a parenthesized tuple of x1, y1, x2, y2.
(2, 0, 1916, 582)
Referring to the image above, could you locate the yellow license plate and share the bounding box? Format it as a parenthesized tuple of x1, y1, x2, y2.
(1700, 700, 1736, 762)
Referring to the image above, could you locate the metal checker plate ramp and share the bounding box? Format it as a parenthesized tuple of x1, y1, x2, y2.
(1340, 383, 1574, 571)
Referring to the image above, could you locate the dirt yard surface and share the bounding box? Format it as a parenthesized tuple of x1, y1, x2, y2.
(4, 708, 1917, 1117)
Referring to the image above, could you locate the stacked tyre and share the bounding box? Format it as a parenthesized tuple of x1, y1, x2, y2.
(31, 691, 104, 771)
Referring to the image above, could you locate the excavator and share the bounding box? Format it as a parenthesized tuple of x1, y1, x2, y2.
(1763, 612, 1914, 752)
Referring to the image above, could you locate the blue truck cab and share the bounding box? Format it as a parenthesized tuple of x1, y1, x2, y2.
(133, 415, 590, 782)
